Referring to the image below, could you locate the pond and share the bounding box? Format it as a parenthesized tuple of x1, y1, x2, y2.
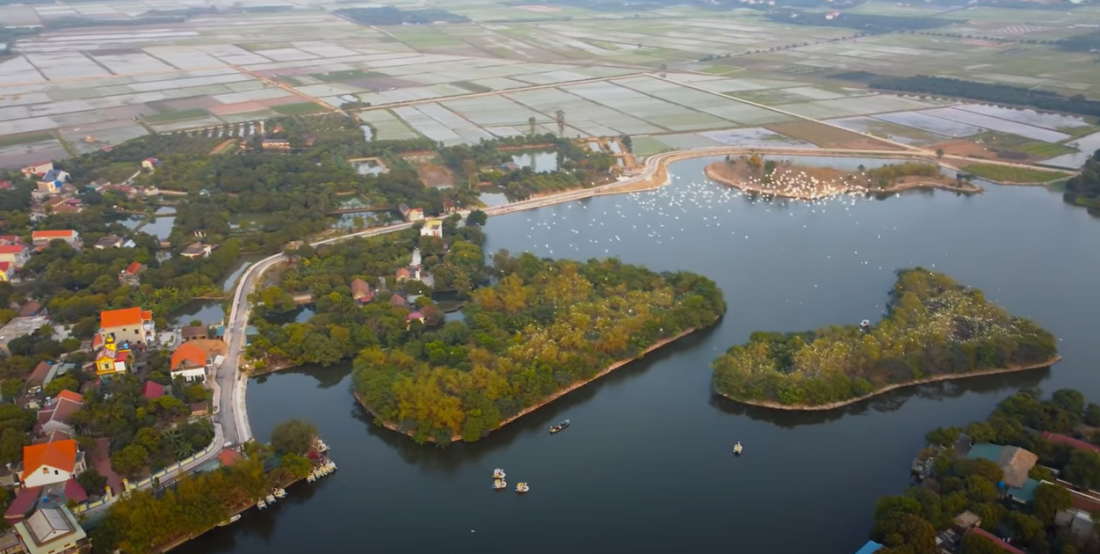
(141, 217, 175, 240)
(509, 148, 558, 173)
(169, 299, 225, 327)
(176, 156, 1100, 554)
(354, 160, 385, 176)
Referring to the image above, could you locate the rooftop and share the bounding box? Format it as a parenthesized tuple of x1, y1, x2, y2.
(21, 440, 78, 480)
(966, 527, 1024, 554)
(100, 307, 151, 329)
(30, 230, 74, 240)
(853, 540, 883, 554)
(171, 342, 207, 371)
(1042, 432, 1100, 454)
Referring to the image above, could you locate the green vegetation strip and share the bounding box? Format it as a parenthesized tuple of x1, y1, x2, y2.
(964, 164, 1067, 183)
(712, 268, 1058, 408)
(0, 131, 55, 148)
(272, 103, 327, 116)
(143, 109, 212, 123)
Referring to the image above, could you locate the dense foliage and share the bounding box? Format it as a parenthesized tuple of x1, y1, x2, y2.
(874, 389, 1100, 554)
(765, 12, 950, 32)
(353, 252, 725, 443)
(1063, 150, 1100, 212)
(270, 419, 317, 455)
(712, 269, 1057, 407)
(835, 73, 1100, 118)
(248, 221, 486, 367)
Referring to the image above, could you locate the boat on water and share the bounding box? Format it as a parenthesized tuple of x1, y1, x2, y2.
(273, 488, 287, 499)
(860, 319, 871, 328)
(492, 468, 506, 479)
(550, 419, 570, 434)
(257, 500, 267, 510)
(217, 515, 242, 527)
(493, 479, 507, 490)
(515, 482, 529, 494)
(265, 494, 276, 504)
(306, 473, 316, 483)
(733, 442, 743, 456)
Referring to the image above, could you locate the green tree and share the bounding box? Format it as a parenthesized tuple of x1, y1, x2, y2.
(926, 426, 960, 446)
(936, 148, 945, 159)
(259, 286, 296, 313)
(0, 428, 28, 465)
(110, 444, 149, 477)
(465, 209, 487, 227)
(1032, 483, 1071, 526)
(1085, 402, 1100, 426)
(1064, 450, 1100, 490)
(270, 419, 317, 455)
(76, 469, 108, 495)
(43, 376, 79, 397)
(960, 531, 1009, 554)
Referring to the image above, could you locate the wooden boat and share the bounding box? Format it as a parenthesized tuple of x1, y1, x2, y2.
(550, 419, 570, 434)
(733, 442, 743, 456)
(217, 515, 242, 527)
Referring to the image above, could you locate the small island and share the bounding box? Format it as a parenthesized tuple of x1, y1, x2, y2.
(711, 268, 1058, 410)
(705, 156, 982, 199)
(352, 254, 726, 443)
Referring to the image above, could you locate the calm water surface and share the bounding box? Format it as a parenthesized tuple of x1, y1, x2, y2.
(178, 156, 1100, 554)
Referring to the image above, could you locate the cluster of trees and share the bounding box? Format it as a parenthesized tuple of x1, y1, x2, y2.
(836, 73, 1100, 119)
(1063, 150, 1100, 212)
(439, 134, 618, 200)
(333, 6, 469, 25)
(248, 221, 486, 367)
(92, 440, 312, 554)
(712, 268, 1058, 407)
(353, 252, 726, 443)
(863, 162, 941, 186)
(1059, 31, 1100, 52)
(875, 389, 1100, 554)
(67, 375, 211, 478)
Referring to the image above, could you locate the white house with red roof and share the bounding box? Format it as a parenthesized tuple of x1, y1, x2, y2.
(31, 230, 80, 249)
(20, 439, 84, 488)
(0, 262, 14, 282)
(21, 162, 53, 179)
(118, 261, 143, 287)
(0, 243, 30, 269)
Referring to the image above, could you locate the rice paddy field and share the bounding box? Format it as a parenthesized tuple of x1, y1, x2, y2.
(2, 0, 1100, 169)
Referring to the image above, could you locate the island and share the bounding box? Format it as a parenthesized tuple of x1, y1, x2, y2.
(866, 388, 1100, 554)
(705, 156, 982, 199)
(711, 268, 1058, 410)
(351, 252, 725, 443)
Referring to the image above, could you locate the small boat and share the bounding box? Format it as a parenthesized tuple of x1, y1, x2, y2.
(306, 473, 316, 483)
(492, 479, 507, 490)
(217, 514, 242, 527)
(265, 494, 276, 504)
(273, 488, 287, 499)
(257, 500, 267, 510)
(860, 319, 871, 328)
(492, 468, 506, 479)
(550, 419, 570, 434)
(515, 482, 529, 493)
(733, 442, 743, 456)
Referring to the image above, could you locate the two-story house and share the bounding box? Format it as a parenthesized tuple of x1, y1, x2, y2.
(99, 307, 155, 346)
(20, 440, 84, 489)
(170, 342, 208, 383)
(31, 230, 80, 250)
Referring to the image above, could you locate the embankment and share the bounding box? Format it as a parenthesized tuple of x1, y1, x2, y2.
(719, 355, 1061, 412)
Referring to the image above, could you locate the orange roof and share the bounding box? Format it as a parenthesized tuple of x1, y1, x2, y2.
(100, 307, 148, 329)
(124, 261, 143, 275)
(0, 245, 25, 254)
(31, 230, 74, 240)
(55, 390, 83, 404)
(171, 342, 207, 371)
(21, 439, 77, 479)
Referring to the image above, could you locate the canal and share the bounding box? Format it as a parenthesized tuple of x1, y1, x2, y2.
(177, 156, 1100, 554)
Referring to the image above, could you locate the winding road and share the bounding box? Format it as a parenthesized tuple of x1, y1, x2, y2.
(216, 144, 1068, 445)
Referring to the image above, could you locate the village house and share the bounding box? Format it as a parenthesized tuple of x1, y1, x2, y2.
(262, 139, 291, 150)
(93, 236, 124, 249)
(350, 278, 374, 303)
(94, 336, 131, 378)
(20, 440, 84, 489)
(88, 178, 110, 191)
(181, 242, 214, 259)
(34, 169, 70, 195)
(99, 306, 156, 346)
(170, 342, 208, 383)
(118, 261, 143, 287)
(0, 179, 11, 190)
(389, 293, 407, 308)
(0, 262, 14, 282)
(31, 230, 80, 250)
(0, 243, 30, 269)
(420, 219, 443, 238)
(36, 391, 83, 437)
(395, 267, 410, 282)
(0, 308, 49, 356)
(398, 203, 424, 222)
(966, 443, 1039, 503)
(13, 504, 89, 554)
(180, 326, 208, 341)
(441, 198, 457, 214)
(21, 162, 53, 180)
(141, 158, 160, 171)
(25, 361, 53, 393)
(142, 381, 164, 400)
(406, 311, 425, 328)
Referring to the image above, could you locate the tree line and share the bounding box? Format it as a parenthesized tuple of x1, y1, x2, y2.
(712, 268, 1058, 407)
(1063, 150, 1100, 213)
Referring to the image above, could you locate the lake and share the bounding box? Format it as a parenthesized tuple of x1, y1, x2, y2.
(177, 156, 1100, 554)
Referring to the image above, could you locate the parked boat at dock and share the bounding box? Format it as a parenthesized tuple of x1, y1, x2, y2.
(217, 515, 242, 527)
(257, 500, 267, 510)
(273, 488, 287, 499)
(265, 494, 276, 504)
(550, 419, 570, 434)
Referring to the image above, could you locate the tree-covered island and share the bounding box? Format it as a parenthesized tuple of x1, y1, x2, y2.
(351, 253, 725, 443)
(711, 269, 1058, 409)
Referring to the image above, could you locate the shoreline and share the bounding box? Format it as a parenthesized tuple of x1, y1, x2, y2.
(356, 326, 701, 443)
(703, 161, 982, 200)
(718, 355, 1062, 411)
